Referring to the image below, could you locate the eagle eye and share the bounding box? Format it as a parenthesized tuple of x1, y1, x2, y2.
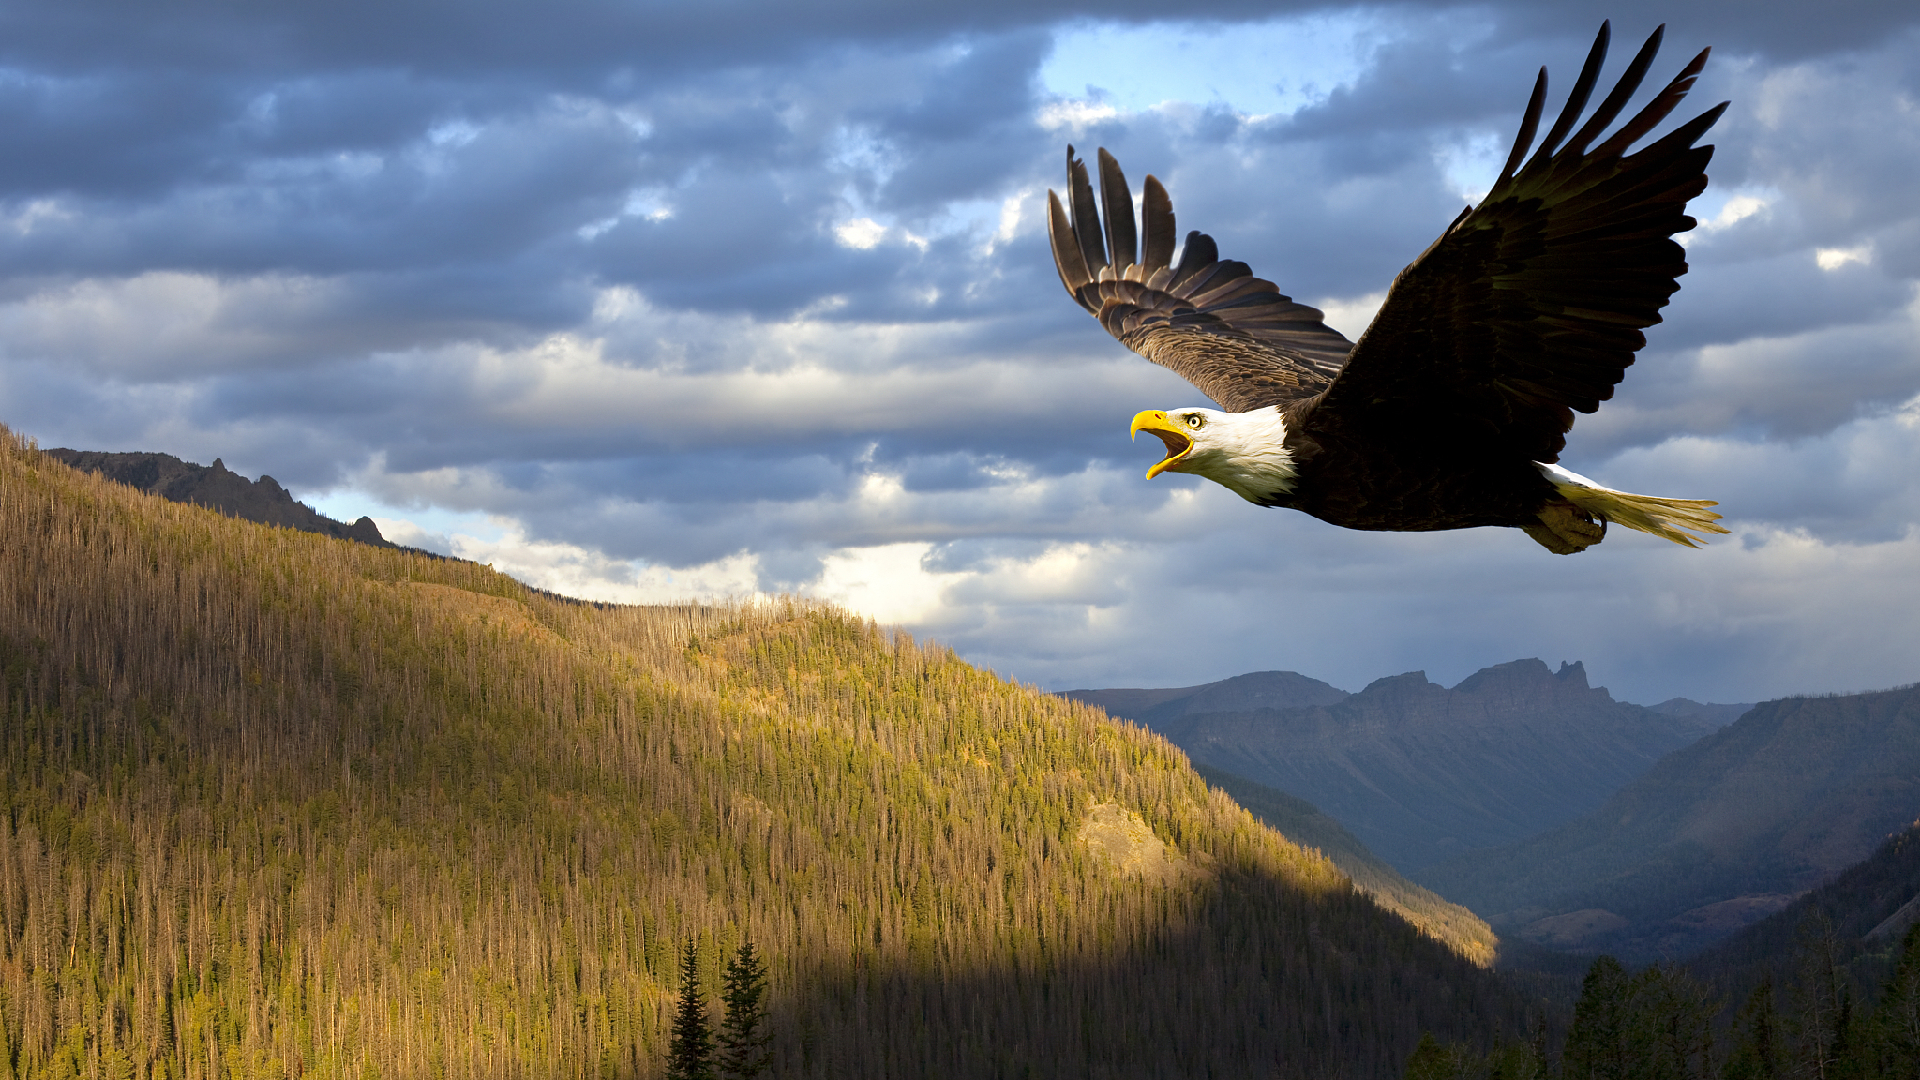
(1183, 413, 1205, 430)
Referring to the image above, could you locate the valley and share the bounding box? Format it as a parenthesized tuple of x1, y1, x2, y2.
(1070, 652, 1920, 971)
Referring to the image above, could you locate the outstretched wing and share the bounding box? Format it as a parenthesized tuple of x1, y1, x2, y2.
(1047, 147, 1355, 413)
(1312, 22, 1727, 464)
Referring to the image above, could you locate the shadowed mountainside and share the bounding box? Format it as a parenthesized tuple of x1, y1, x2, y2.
(1068, 662, 1738, 871)
(44, 447, 394, 547)
(1687, 821, 1920, 999)
(1416, 686, 1920, 960)
(1192, 763, 1496, 964)
(0, 423, 1526, 1079)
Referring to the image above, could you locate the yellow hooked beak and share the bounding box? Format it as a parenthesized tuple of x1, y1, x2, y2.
(1130, 410, 1194, 479)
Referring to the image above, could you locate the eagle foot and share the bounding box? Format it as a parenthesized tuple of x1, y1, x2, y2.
(1524, 502, 1606, 554)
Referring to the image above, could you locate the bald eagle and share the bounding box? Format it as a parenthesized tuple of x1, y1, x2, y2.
(1048, 23, 1729, 554)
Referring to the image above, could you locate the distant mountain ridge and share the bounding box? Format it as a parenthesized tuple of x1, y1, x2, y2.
(1066, 660, 1743, 871)
(44, 447, 393, 548)
(1070, 670, 1352, 722)
(1415, 683, 1920, 959)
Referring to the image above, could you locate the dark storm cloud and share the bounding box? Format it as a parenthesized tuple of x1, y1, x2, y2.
(0, 70, 240, 198)
(1, 0, 1303, 80)
(5, 0, 1910, 85)
(0, 101, 644, 276)
(1657, 252, 1911, 353)
(1469, 1, 1913, 63)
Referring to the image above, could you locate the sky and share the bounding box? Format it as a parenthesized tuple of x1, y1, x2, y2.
(3, 0, 1917, 705)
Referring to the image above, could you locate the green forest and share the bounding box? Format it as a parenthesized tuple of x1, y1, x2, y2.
(0, 421, 1523, 1078)
(1405, 919, 1920, 1080)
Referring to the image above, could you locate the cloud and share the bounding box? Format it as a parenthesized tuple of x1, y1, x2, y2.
(5, 1, 1920, 707)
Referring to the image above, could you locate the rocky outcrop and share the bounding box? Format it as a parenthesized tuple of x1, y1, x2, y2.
(44, 448, 394, 549)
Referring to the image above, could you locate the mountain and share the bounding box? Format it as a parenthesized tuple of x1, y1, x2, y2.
(44, 446, 394, 547)
(1648, 697, 1755, 730)
(1068, 661, 1739, 871)
(1191, 763, 1496, 965)
(1068, 669, 1352, 721)
(0, 423, 1524, 1079)
(1415, 685, 1920, 959)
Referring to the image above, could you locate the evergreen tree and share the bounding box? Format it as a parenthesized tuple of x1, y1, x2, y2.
(1563, 956, 1631, 1080)
(1864, 924, 1920, 1080)
(717, 939, 772, 1079)
(1723, 974, 1781, 1080)
(1402, 1032, 1473, 1080)
(1564, 956, 1715, 1080)
(667, 938, 715, 1080)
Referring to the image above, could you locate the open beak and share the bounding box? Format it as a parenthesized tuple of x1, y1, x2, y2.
(1130, 410, 1193, 479)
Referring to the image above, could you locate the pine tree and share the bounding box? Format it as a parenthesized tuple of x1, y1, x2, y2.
(667, 938, 715, 1080)
(717, 939, 771, 1079)
(1723, 974, 1781, 1080)
(1562, 956, 1630, 1080)
(1864, 924, 1920, 1080)
(1401, 1032, 1473, 1080)
(1562, 957, 1714, 1080)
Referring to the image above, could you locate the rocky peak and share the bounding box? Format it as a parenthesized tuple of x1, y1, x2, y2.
(43, 448, 394, 550)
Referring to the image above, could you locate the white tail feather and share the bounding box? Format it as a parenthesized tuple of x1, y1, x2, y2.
(1536, 462, 1729, 548)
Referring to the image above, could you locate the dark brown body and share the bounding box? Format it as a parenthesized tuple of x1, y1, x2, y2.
(1272, 398, 1559, 532)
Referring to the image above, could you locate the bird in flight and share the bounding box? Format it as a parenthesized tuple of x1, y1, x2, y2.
(1048, 23, 1729, 553)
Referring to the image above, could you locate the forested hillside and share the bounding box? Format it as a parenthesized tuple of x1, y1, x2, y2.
(0, 424, 1522, 1080)
(1688, 822, 1920, 998)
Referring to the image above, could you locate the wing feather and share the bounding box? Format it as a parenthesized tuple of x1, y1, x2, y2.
(1168, 232, 1218, 288)
(1140, 176, 1177, 273)
(1310, 23, 1725, 464)
(1533, 22, 1611, 161)
(1047, 147, 1355, 411)
(1496, 69, 1549, 186)
(1097, 149, 1137, 278)
(1066, 148, 1107, 280)
(1046, 189, 1095, 311)
(1561, 24, 1663, 157)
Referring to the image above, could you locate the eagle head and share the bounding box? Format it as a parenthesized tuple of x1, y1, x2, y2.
(1129, 406, 1299, 505)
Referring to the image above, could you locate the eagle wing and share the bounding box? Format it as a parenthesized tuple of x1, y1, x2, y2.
(1310, 23, 1727, 464)
(1047, 147, 1355, 413)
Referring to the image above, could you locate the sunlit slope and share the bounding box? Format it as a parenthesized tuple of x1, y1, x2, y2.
(0, 425, 1516, 1079)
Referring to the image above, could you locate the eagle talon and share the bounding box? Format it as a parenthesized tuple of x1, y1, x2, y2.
(1526, 502, 1606, 554)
